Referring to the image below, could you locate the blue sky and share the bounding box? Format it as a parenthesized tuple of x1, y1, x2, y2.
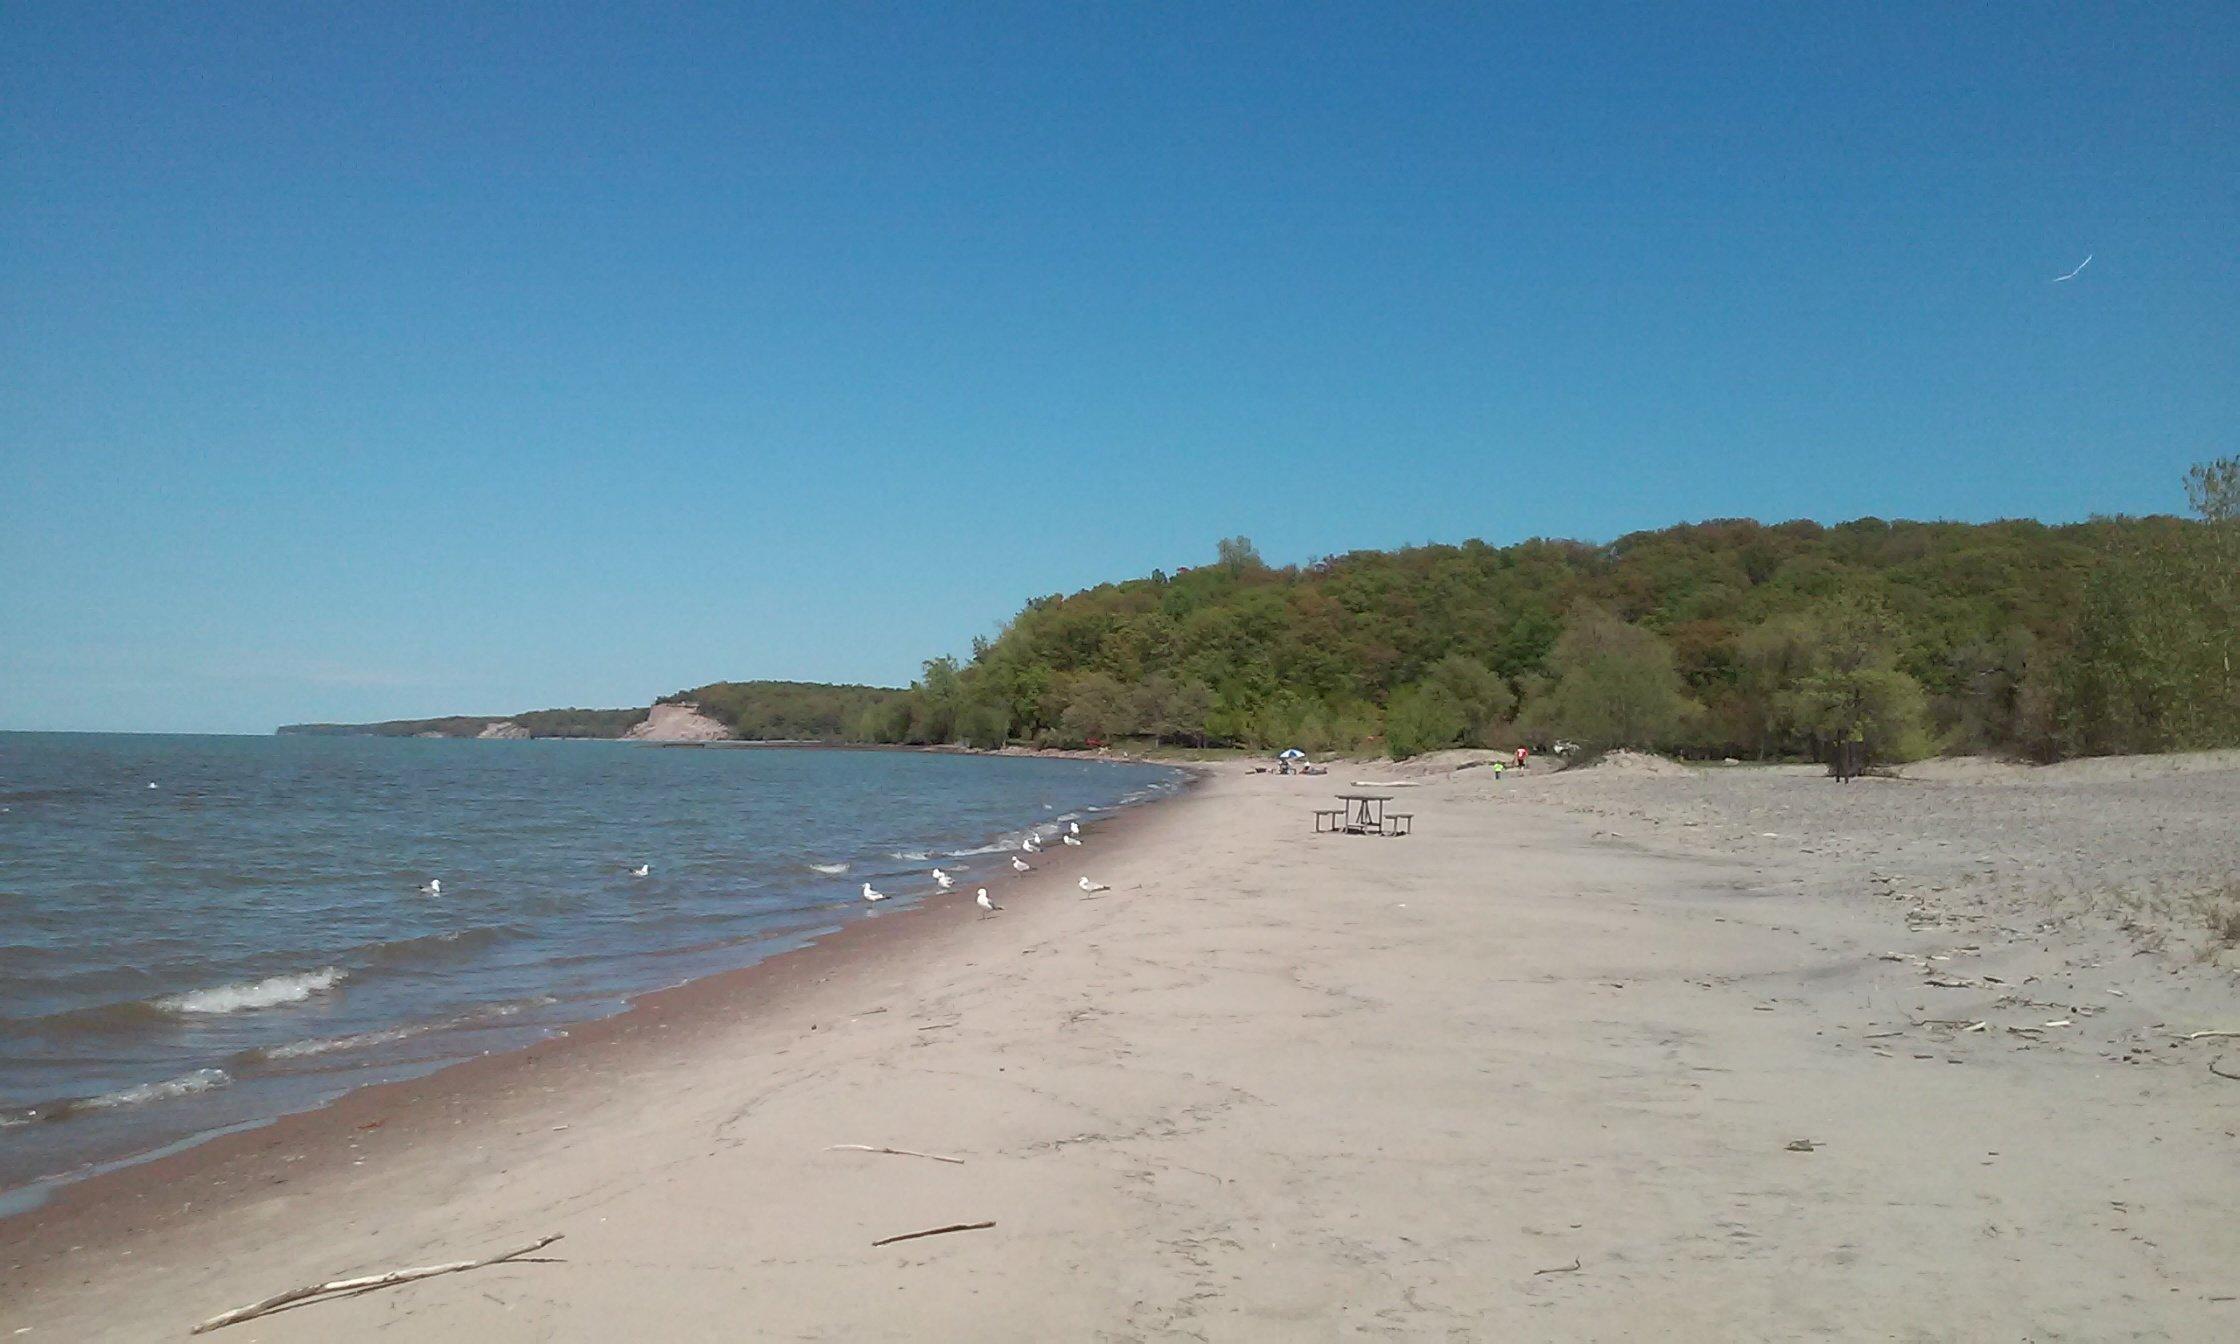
(4, 4, 2234, 734)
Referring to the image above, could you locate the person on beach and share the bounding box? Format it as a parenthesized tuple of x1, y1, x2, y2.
(1514, 746, 1528, 769)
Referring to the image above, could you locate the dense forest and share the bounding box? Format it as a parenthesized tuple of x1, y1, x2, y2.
(656, 681, 907, 740)
(856, 457, 2240, 763)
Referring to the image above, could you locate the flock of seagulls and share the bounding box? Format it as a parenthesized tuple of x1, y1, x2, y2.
(861, 817, 1115, 918)
(419, 817, 1111, 918)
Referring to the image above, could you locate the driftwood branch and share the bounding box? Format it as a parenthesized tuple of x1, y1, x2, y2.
(2210, 1058, 2240, 1083)
(828, 1144, 966, 1165)
(872, 1220, 995, 1247)
(192, 1235, 562, 1334)
(1533, 1257, 1583, 1276)
(2185, 1030, 2240, 1040)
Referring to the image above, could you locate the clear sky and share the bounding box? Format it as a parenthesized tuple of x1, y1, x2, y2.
(4, 4, 2234, 734)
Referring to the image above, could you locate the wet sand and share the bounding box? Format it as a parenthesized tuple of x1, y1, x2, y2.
(6, 758, 2237, 1340)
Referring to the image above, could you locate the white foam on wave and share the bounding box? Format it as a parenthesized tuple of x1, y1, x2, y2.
(156, 967, 347, 1016)
(808, 862, 850, 875)
(79, 1068, 232, 1111)
(262, 1024, 428, 1061)
(890, 850, 931, 863)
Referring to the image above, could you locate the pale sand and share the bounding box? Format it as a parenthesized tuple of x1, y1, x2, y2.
(6, 761, 2239, 1340)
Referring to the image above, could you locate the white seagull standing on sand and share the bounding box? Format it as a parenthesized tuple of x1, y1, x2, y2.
(1068, 821, 1080, 835)
(1022, 835, 1040, 853)
(1011, 855, 1031, 872)
(1062, 833, 1082, 847)
(862, 882, 888, 903)
(932, 867, 954, 890)
(1078, 876, 1110, 894)
(976, 888, 1000, 914)
(420, 878, 441, 896)
(631, 864, 650, 878)
(2052, 253, 2093, 283)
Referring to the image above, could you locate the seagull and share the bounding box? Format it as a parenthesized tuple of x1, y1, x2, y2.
(1022, 836, 1040, 853)
(630, 864, 650, 878)
(1011, 855, 1031, 872)
(1062, 833, 1082, 847)
(932, 867, 955, 890)
(1078, 876, 1109, 894)
(147, 782, 159, 789)
(862, 882, 888, 902)
(420, 878, 442, 896)
(976, 888, 1000, 914)
(2052, 253, 2092, 283)
(1068, 821, 1080, 836)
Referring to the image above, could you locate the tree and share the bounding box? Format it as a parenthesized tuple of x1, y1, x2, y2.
(1216, 535, 1264, 575)
(1423, 653, 1515, 745)
(1519, 607, 1702, 750)
(1772, 594, 1934, 763)
(1384, 685, 1468, 759)
(1057, 672, 1134, 745)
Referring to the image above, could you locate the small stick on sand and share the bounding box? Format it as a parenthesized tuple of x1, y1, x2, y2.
(2184, 1030, 2240, 1040)
(1533, 1257, 1583, 1275)
(2209, 1059, 2240, 1083)
(828, 1144, 966, 1165)
(872, 1220, 995, 1247)
(191, 1234, 562, 1334)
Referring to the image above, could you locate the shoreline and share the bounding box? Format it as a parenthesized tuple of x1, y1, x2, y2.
(9, 758, 2234, 1340)
(0, 760, 1202, 1239)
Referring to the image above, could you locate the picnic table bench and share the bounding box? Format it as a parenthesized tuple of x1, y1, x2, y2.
(1314, 793, 1412, 837)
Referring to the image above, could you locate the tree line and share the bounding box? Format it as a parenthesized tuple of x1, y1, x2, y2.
(857, 457, 2239, 762)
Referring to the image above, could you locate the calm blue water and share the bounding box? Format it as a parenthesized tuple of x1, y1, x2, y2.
(0, 733, 1178, 1201)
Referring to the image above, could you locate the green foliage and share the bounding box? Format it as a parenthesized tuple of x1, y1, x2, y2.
(853, 461, 2240, 761)
(1517, 606, 1702, 750)
(1384, 684, 1468, 759)
(663, 681, 907, 741)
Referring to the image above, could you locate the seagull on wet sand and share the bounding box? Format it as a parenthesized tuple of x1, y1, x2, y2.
(2052, 253, 2092, 283)
(1022, 836, 1040, 853)
(976, 888, 1000, 914)
(420, 878, 442, 896)
(932, 867, 954, 890)
(1078, 876, 1109, 894)
(1062, 833, 1082, 847)
(1068, 821, 1080, 836)
(1011, 855, 1031, 872)
(862, 882, 888, 902)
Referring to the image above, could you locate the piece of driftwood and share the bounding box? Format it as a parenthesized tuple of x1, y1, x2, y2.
(191, 1234, 562, 1334)
(872, 1220, 995, 1247)
(828, 1144, 966, 1165)
(2184, 1030, 2240, 1040)
(2210, 1058, 2240, 1083)
(1533, 1257, 1583, 1275)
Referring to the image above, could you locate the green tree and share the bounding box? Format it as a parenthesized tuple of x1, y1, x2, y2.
(1520, 607, 1702, 750)
(1423, 653, 1515, 745)
(1384, 684, 1468, 759)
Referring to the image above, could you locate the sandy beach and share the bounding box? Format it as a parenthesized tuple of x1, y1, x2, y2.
(6, 755, 2238, 1341)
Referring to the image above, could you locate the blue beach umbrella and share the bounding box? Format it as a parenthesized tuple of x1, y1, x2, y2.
(1277, 748, 1306, 760)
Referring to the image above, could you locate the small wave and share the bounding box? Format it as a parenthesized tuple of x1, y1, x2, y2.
(357, 927, 508, 968)
(889, 849, 932, 863)
(77, 1068, 232, 1112)
(256, 1024, 431, 1062)
(807, 862, 851, 875)
(155, 967, 346, 1016)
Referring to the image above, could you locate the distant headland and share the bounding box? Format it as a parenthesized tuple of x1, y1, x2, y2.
(276, 681, 907, 743)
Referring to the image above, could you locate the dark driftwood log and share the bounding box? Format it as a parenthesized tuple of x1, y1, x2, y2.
(191, 1234, 562, 1333)
(2210, 1058, 2240, 1083)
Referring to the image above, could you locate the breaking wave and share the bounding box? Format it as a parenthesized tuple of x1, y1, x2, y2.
(154, 968, 347, 1016)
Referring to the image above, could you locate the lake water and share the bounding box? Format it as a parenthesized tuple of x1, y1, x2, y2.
(0, 733, 1179, 1205)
